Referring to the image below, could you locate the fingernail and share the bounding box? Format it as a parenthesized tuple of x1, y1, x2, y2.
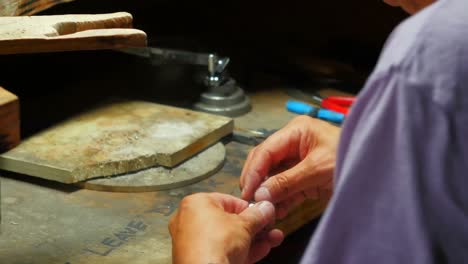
(256, 201, 274, 218)
(255, 187, 272, 202)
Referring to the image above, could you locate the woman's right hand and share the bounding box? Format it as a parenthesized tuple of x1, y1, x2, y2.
(239, 116, 341, 218)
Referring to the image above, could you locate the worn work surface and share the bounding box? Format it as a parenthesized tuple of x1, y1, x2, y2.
(0, 89, 330, 264)
(80, 143, 226, 193)
(0, 101, 233, 183)
(0, 12, 147, 55)
(234, 90, 298, 131)
(0, 87, 20, 153)
(0, 141, 327, 264)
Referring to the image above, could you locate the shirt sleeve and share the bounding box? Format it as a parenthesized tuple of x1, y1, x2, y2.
(300, 65, 468, 264)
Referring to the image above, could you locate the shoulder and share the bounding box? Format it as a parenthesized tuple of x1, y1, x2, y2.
(377, 0, 468, 68)
(368, 0, 468, 111)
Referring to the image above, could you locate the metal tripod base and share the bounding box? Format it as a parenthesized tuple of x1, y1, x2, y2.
(194, 80, 251, 117)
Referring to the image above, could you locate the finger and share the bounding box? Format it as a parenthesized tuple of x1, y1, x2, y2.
(268, 158, 300, 176)
(240, 146, 257, 183)
(240, 129, 302, 201)
(276, 192, 308, 219)
(253, 158, 301, 199)
(240, 146, 262, 200)
(247, 229, 284, 263)
(276, 185, 324, 219)
(317, 179, 334, 204)
(254, 147, 334, 203)
(168, 214, 176, 237)
(276, 176, 334, 219)
(240, 134, 288, 200)
(267, 229, 284, 248)
(239, 201, 276, 236)
(247, 238, 271, 264)
(208, 192, 249, 214)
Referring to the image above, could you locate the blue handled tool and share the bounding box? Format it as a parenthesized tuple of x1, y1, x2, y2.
(286, 100, 345, 124)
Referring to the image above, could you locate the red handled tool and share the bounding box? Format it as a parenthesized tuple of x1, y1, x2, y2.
(312, 95, 356, 115)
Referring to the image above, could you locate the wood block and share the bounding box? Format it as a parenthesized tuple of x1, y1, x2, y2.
(0, 101, 233, 183)
(0, 87, 20, 153)
(0, 0, 76, 16)
(0, 12, 147, 55)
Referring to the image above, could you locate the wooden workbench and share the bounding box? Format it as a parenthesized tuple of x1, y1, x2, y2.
(0, 89, 329, 264)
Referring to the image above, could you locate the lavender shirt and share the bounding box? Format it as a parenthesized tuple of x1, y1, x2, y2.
(301, 1, 468, 263)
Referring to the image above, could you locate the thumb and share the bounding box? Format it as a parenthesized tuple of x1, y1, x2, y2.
(254, 159, 311, 203)
(239, 201, 276, 236)
(254, 148, 334, 203)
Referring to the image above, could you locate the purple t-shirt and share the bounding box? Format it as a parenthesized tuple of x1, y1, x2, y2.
(301, 1, 468, 263)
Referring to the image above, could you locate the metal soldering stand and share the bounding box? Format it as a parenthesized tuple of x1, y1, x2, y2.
(121, 47, 251, 117)
(194, 54, 251, 117)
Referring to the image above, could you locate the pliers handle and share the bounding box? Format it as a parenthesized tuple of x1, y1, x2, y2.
(315, 96, 356, 115)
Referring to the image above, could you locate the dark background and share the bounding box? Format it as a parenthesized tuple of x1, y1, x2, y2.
(0, 0, 406, 137)
(41, 0, 408, 82)
(43, 0, 407, 67)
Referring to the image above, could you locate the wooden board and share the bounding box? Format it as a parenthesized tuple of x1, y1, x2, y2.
(0, 0, 76, 16)
(0, 12, 147, 55)
(0, 87, 20, 153)
(79, 143, 226, 192)
(0, 101, 233, 183)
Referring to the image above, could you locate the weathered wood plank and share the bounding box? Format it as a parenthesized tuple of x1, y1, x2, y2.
(0, 101, 233, 183)
(0, 12, 147, 55)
